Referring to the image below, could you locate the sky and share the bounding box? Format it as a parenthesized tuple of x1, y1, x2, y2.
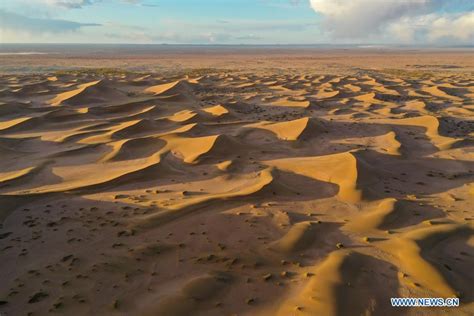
(0, 0, 473, 45)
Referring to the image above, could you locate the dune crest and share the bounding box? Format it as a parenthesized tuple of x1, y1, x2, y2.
(246, 117, 316, 141)
(134, 168, 274, 228)
(377, 115, 459, 150)
(0, 117, 32, 131)
(270, 98, 310, 108)
(264, 152, 361, 203)
(0, 166, 37, 185)
(379, 224, 472, 298)
(338, 131, 401, 156)
(48, 80, 101, 106)
(276, 250, 396, 316)
(144, 80, 196, 102)
(345, 198, 398, 233)
(161, 134, 219, 163)
(202, 104, 229, 116)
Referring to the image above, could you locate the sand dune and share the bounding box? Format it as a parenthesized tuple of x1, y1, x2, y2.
(276, 250, 398, 316)
(167, 110, 198, 122)
(345, 198, 399, 232)
(314, 89, 339, 99)
(338, 131, 401, 156)
(0, 166, 37, 185)
(49, 80, 100, 106)
(142, 272, 232, 316)
(145, 80, 196, 102)
(0, 117, 33, 131)
(270, 98, 310, 108)
(202, 104, 229, 117)
(133, 168, 274, 229)
(265, 152, 361, 203)
(100, 137, 165, 162)
(376, 115, 459, 150)
(145, 80, 182, 95)
(270, 220, 337, 254)
(246, 117, 323, 141)
(422, 85, 464, 102)
(379, 224, 472, 298)
(0, 64, 473, 316)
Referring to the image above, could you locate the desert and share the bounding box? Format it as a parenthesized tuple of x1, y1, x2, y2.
(0, 47, 473, 315)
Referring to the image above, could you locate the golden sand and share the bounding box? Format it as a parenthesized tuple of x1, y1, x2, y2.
(0, 52, 473, 315)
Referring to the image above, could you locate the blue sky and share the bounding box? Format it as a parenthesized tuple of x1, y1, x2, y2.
(1, 0, 473, 44)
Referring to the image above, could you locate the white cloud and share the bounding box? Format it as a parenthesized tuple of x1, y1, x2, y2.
(309, 0, 430, 37)
(31, 0, 151, 9)
(44, 0, 95, 9)
(0, 9, 100, 34)
(309, 0, 474, 44)
(427, 12, 474, 42)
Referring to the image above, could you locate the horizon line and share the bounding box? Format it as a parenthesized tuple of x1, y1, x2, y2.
(1, 43, 474, 48)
